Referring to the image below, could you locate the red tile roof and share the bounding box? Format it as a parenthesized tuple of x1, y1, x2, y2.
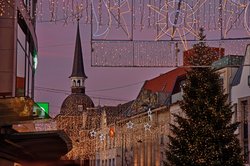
(142, 46, 224, 94)
(142, 67, 187, 93)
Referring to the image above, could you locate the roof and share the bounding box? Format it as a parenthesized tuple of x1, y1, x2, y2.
(60, 93, 94, 116)
(102, 101, 133, 125)
(125, 68, 187, 117)
(142, 67, 187, 93)
(70, 21, 87, 78)
(212, 55, 244, 69)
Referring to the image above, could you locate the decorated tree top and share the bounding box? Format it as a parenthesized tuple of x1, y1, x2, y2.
(166, 29, 243, 166)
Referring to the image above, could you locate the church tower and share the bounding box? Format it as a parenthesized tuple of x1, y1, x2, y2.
(70, 20, 87, 94)
(59, 20, 94, 116)
(56, 20, 101, 163)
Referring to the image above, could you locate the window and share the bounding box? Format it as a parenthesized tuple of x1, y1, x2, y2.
(25, 42, 29, 97)
(248, 75, 250, 86)
(244, 140, 249, 163)
(17, 25, 26, 45)
(242, 101, 249, 163)
(232, 104, 238, 123)
(29, 52, 33, 98)
(109, 159, 111, 166)
(78, 105, 83, 112)
(106, 134, 108, 149)
(16, 43, 26, 97)
(108, 136, 111, 149)
(113, 135, 116, 147)
(97, 159, 100, 166)
(219, 77, 224, 90)
(160, 135, 164, 145)
(243, 101, 248, 125)
(16, 23, 35, 98)
(17, 25, 26, 96)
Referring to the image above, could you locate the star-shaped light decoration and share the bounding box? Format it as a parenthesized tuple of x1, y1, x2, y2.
(222, 0, 247, 37)
(91, 0, 131, 39)
(144, 123, 151, 131)
(108, 0, 132, 39)
(99, 133, 105, 142)
(147, 0, 196, 49)
(126, 120, 134, 129)
(90, 130, 97, 137)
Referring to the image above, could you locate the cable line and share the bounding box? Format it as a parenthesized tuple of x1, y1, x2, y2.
(35, 87, 130, 102)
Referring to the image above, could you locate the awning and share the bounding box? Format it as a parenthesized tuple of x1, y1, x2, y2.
(0, 130, 72, 162)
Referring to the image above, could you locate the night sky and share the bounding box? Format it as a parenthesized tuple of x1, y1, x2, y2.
(34, 0, 250, 117)
(35, 22, 169, 117)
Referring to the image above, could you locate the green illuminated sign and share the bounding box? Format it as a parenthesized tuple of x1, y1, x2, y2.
(33, 102, 49, 118)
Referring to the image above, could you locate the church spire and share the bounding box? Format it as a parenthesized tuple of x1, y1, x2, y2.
(70, 20, 87, 94)
(70, 20, 87, 79)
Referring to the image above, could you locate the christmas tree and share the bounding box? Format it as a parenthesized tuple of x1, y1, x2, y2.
(166, 29, 243, 166)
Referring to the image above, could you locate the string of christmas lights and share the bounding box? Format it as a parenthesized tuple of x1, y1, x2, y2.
(91, 39, 250, 67)
(3, 0, 250, 66)
(54, 104, 169, 160)
(2, 1, 250, 38)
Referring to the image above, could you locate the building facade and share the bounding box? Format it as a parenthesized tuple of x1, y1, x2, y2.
(0, 1, 72, 165)
(93, 103, 170, 166)
(231, 45, 250, 164)
(56, 20, 96, 165)
(57, 44, 241, 165)
(0, 0, 37, 99)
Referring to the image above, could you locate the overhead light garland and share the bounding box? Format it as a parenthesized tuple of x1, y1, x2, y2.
(1, 0, 248, 39)
(2, 0, 250, 67)
(91, 39, 250, 67)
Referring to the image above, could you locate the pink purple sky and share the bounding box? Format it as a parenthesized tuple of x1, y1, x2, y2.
(35, 22, 170, 117)
(33, 1, 250, 117)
